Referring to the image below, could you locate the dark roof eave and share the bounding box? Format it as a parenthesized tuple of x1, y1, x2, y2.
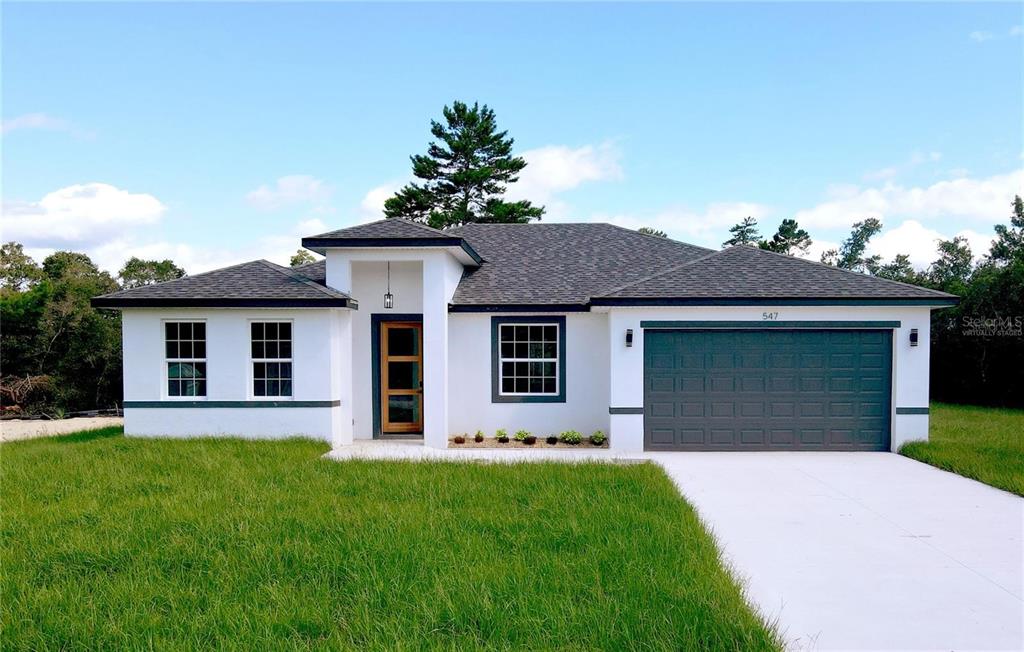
(300, 237, 483, 264)
(91, 297, 358, 309)
(589, 296, 959, 307)
(449, 303, 590, 313)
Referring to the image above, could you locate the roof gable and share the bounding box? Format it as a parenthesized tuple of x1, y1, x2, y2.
(92, 260, 355, 309)
(594, 245, 956, 303)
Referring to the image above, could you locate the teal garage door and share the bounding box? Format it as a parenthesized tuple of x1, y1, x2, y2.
(643, 330, 892, 451)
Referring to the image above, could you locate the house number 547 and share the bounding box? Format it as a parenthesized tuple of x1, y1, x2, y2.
(762, 311, 779, 320)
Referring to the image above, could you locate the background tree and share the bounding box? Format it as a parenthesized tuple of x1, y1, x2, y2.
(118, 257, 185, 288)
(384, 101, 544, 229)
(722, 216, 760, 247)
(0, 242, 42, 290)
(820, 218, 883, 272)
(759, 218, 812, 255)
(638, 227, 667, 238)
(873, 254, 924, 285)
(290, 250, 317, 267)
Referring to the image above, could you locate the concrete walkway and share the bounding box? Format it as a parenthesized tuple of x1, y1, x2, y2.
(326, 442, 1023, 651)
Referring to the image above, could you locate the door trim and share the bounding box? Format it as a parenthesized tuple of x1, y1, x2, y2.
(371, 313, 423, 439)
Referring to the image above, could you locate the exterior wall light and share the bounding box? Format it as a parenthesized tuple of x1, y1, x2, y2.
(625, 328, 634, 347)
(909, 328, 919, 347)
(384, 261, 394, 309)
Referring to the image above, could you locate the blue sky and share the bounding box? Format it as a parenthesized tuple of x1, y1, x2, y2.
(2, 2, 1022, 273)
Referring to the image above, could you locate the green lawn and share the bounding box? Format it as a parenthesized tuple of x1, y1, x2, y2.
(900, 403, 1024, 497)
(1, 428, 779, 651)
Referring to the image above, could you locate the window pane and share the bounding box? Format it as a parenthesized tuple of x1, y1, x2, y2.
(267, 380, 280, 396)
(195, 380, 206, 397)
(278, 322, 291, 340)
(514, 343, 527, 358)
(542, 362, 556, 377)
(165, 323, 178, 340)
(267, 363, 280, 379)
(514, 325, 528, 341)
(515, 378, 528, 393)
(543, 342, 557, 358)
(254, 362, 266, 379)
(529, 378, 543, 393)
(500, 325, 514, 343)
(388, 395, 419, 424)
(168, 362, 182, 379)
(529, 325, 542, 341)
(528, 343, 545, 359)
(279, 341, 292, 359)
(252, 342, 265, 359)
(501, 361, 514, 377)
(543, 378, 556, 393)
(178, 342, 193, 359)
(388, 361, 419, 390)
(280, 380, 292, 397)
(193, 323, 205, 339)
(502, 378, 515, 393)
(514, 362, 528, 377)
(193, 342, 206, 359)
(180, 323, 192, 339)
(387, 327, 417, 356)
(500, 342, 514, 358)
(166, 342, 178, 358)
(193, 363, 206, 379)
(252, 322, 264, 340)
(254, 380, 266, 396)
(543, 325, 556, 341)
(279, 362, 291, 380)
(265, 322, 278, 340)
(265, 342, 279, 359)
(528, 361, 544, 377)
(168, 379, 181, 396)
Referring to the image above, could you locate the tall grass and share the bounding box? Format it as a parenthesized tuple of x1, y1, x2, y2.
(900, 403, 1024, 496)
(1, 428, 779, 650)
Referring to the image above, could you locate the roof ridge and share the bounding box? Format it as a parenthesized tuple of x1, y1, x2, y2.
(603, 222, 716, 254)
(591, 248, 727, 298)
(256, 260, 350, 299)
(388, 217, 451, 236)
(743, 245, 957, 298)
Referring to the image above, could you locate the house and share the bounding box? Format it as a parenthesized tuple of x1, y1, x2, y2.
(92, 219, 957, 452)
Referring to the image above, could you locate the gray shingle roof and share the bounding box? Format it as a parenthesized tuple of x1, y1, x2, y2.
(446, 223, 714, 306)
(593, 244, 957, 303)
(92, 259, 355, 308)
(304, 218, 452, 241)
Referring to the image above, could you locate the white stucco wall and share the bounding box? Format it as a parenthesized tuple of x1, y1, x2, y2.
(605, 305, 935, 452)
(447, 312, 610, 437)
(121, 307, 349, 442)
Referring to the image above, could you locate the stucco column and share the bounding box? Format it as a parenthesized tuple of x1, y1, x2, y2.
(421, 254, 449, 448)
(333, 309, 354, 448)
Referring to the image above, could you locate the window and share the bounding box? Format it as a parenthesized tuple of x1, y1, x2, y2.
(165, 321, 206, 397)
(251, 322, 292, 397)
(491, 316, 565, 403)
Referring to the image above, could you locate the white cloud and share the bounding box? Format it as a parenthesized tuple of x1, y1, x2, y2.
(793, 169, 1023, 229)
(245, 175, 332, 211)
(866, 220, 995, 268)
(863, 151, 941, 182)
(969, 30, 995, 42)
(1, 183, 166, 247)
(1, 113, 69, 135)
(359, 182, 403, 219)
(505, 142, 623, 204)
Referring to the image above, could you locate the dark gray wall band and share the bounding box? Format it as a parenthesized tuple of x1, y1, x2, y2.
(895, 407, 930, 415)
(640, 320, 902, 329)
(609, 407, 644, 415)
(124, 400, 340, 408)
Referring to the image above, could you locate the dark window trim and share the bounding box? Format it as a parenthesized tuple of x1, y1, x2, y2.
(491, 315, 567, 404)
(124, 400, 339, 408)
(371, 313, 423, 439)
(895, 407, 930, 415)
(640, 320, 902, 329)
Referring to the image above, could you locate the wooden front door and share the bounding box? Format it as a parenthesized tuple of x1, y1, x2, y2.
(380, 322, 423, 434)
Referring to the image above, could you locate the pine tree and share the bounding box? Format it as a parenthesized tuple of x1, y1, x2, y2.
(759, 219, 812, 255)
(722, 217, 760, 247)
(821, 218, 883, 272)
(384, 101, 544, 229)
(638, 227, 667, 238)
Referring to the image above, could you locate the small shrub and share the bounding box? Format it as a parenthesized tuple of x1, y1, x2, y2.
(590, 430, 607, 446)
(453, 435, 465, 445)
(546, 435, 559, 445)
(496, 428, 509, 444)
(515, 429, 530, 441)
(474, 430, 484, 443)
(524, 435, 537, 445)
(560, 430, 583, 445)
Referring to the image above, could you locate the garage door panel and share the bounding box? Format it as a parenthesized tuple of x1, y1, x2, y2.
(644, 329, 892, 451)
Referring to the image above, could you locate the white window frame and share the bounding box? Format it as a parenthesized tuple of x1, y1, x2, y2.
(497, 322, 560, 397)
(162, 319, 208, 400)
(248, 319, 294, 400)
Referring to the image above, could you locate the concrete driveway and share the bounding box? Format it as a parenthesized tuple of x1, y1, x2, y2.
(653, 452, 1023, 651)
